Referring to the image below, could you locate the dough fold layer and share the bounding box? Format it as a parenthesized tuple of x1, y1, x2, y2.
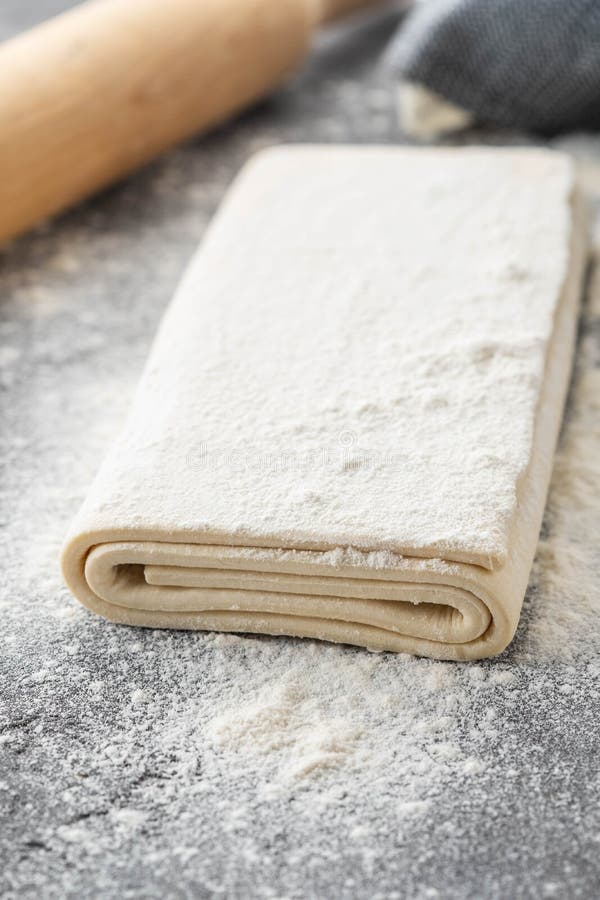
(62, 146, 588, 659)
(83, 541, 491, 648)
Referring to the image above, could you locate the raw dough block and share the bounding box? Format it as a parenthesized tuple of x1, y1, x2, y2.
(61, 146, 587, 660)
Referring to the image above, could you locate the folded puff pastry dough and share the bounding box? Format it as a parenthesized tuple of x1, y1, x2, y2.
(62, 146, 587, 660)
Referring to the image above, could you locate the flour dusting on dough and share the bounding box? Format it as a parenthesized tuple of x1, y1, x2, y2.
(518, 260, 600, 661)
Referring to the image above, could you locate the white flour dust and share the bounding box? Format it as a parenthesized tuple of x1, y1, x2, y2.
(198, 634, 501, 819)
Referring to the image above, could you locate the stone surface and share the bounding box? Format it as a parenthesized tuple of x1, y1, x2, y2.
(1, 4, 600, 899)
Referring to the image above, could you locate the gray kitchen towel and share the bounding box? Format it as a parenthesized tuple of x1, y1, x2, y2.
(387, 0, 600, 136)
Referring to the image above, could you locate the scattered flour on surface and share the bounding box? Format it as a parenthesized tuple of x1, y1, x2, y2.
(207, 678, 361, 780)
(2, 137, 600, 899)
(198, 644, 492, 809)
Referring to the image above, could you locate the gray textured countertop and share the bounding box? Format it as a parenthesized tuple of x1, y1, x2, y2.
(1, 3, 600, 899)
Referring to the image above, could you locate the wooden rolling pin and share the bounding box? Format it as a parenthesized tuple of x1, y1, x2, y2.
(0, 0, 383, 244)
